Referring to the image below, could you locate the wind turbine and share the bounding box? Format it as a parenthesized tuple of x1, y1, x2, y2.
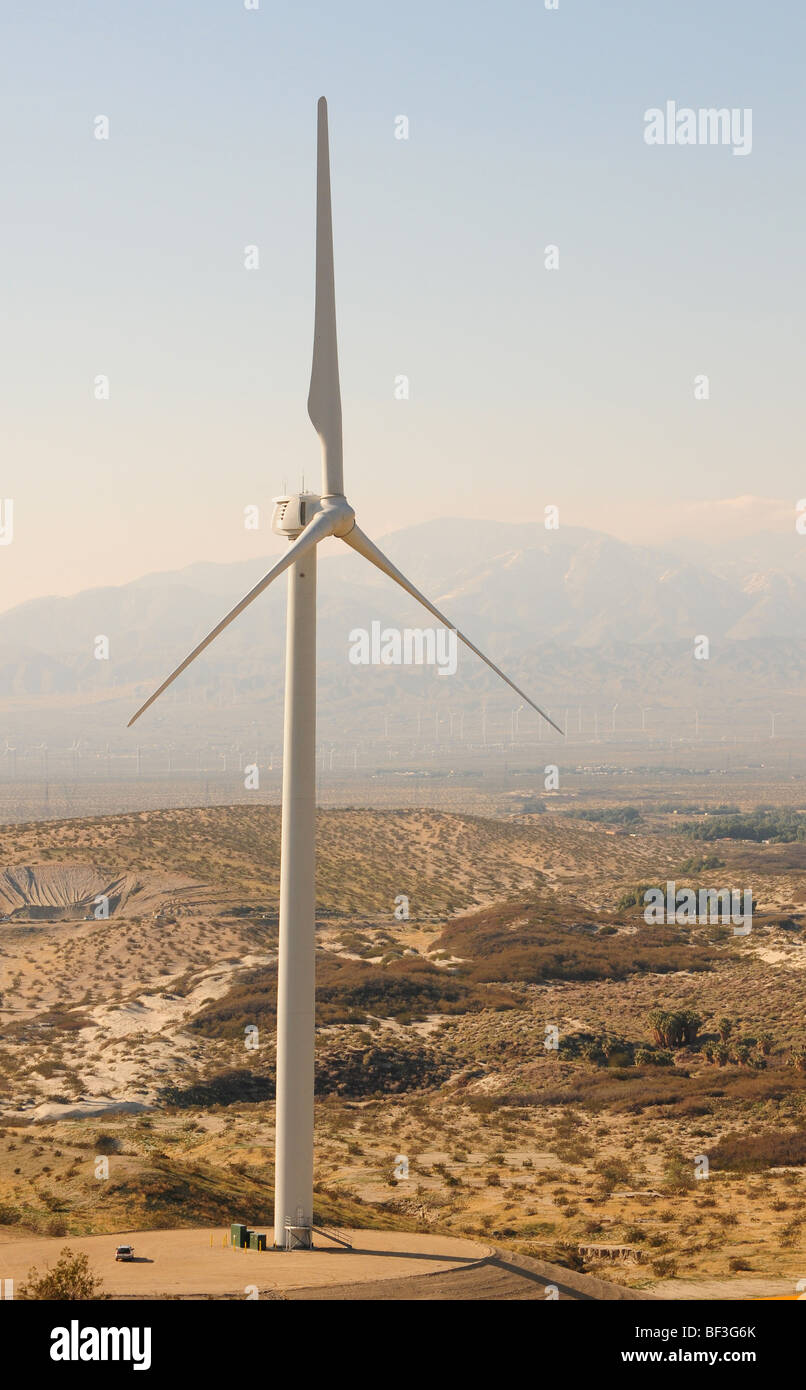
(2, 739, 16, 779)
(128, 97, 561, 1250)
(69, 738, 82, 778)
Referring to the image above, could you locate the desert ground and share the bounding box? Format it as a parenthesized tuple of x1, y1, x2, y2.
(1, 781, 805, 1300)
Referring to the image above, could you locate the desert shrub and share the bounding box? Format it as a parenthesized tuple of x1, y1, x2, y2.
(634, 1048, 673, 1067)
(594, 1158, 632, 1192)
(36, 1190, 63, 1212)
(554, 1139, 594, 1163)
(158, 1069, 274, 1109)
(617, 884, 659, 910)
(678, 855, 724, 873)
(315, 1041, 450, 1097)
(93, 1133, 120, 1155)
(778, 1220, 803, 1249)
(602, 1038, 633, 1067)
(663, 1154, 696, 1193)
(18, 1247, 108, 1301)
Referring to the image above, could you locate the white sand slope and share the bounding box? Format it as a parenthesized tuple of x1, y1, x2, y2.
(0, 864, 140, 917)
(0, 862, 208, 919)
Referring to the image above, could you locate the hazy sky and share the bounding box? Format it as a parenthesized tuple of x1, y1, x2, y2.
(2, 0, 804, 610)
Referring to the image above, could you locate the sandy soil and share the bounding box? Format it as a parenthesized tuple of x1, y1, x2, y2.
(649, 1276, 803, 1301)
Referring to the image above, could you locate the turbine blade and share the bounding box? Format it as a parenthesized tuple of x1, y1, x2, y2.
(307, 96, 343, 497)
(342, 525, 563, 734)
(128, 510, 335, 727)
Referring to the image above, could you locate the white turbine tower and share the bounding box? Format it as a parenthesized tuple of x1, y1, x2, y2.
(128, 98, 561, 1250)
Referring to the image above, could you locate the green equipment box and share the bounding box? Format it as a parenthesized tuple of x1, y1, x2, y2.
(230, 1223, 248, 1247)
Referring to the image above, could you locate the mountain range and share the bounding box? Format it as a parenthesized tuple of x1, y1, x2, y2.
(2, 519, 806, 745)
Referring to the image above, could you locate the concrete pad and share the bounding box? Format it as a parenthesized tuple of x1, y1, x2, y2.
(0, 1227, 490, 1298)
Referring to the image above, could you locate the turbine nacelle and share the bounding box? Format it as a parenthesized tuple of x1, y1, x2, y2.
(271, 492, 322, 539)
(271, 492, 355, 540)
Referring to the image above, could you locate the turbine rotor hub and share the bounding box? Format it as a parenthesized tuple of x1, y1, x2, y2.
(320, 493, 356, 537)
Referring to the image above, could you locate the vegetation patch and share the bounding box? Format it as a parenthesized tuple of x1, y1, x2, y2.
(681, 808, 806, 843)
(158, 1069, 274, 1109)
(189, 954, 517, 1035)
(315, 1041, 451, 1096)
(708, 1129, 806, 1172)
(563, 806, 642, 826)
(435, 904, 713, 985)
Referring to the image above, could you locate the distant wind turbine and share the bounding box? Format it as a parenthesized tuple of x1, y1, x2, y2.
(69, 738, 82, 777)
(128, 98, 561, 1250)
(2, 739, 16, 779)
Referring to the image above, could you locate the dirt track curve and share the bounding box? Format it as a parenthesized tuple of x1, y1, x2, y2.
(287, 1248, 650, 1301)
